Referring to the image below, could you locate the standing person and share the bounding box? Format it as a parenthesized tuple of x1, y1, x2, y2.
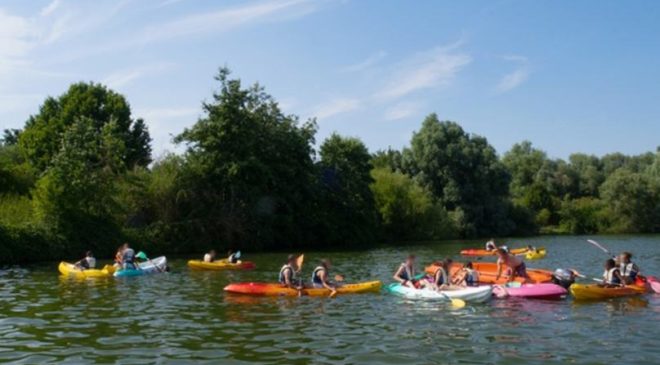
(204, 250, 216, 263)
(122, 244, 137, 270)
(311, 259, 337, 296)
(618, 252, 640, 284)
(393, 255, 418, 288)
(75, 251, 96, 270)
(485, 239, 497, 251)
(603, 259, 624, 286)
(495, 248, 529, 282)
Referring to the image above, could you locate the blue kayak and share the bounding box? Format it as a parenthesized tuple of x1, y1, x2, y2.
(114, 256, 167, 277)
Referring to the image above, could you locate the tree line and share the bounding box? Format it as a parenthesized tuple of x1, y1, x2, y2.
(1, 68, 659, 264)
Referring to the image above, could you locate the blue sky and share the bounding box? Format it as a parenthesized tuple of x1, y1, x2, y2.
(1, 0, 659, 159)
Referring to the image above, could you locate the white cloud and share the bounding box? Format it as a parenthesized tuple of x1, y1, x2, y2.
(341, 51, 387, 73)
(374, 44, 471, 100)
(40, 0, 61, 17)
(384, 101, 421, 121)
(312, 98, 361, 119)
(496, 55, 530, 93)
(142, 0, 318, 43)
(136, 106, 199, 121)
(101, 63, 174, 89)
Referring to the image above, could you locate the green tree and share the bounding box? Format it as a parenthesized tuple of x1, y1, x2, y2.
(19, 82, 151, 172)
(558, 197, 603, 234)
(402, 114, 512, 237)
(370, 167, 454, 240)
(174, 68, 318, 249)
(599, 169, 660, 232)
(316, 134, 378, 244)
(502, 141, 548, 198)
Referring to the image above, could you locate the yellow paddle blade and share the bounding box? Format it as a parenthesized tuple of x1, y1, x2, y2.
(451, 299, 466, 308)
(329, 291, 338, 298)
(334, 274, 344, 282)
(296, 254, 304, 270)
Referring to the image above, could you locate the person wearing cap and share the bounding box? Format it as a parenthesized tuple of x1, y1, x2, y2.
(75, 251, 96, 270)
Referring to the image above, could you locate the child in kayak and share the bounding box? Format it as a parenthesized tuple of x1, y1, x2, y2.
(279, 255, 303, 291)
(311, 259, 337, 296)
(618, 252, 639, 284)
(227, 250, 239, 264)
(122, 244, 137, 270)
(203, 250, 217, 263)
(75, 251, 96, 270)
(114, 245, 125, 267)
(453, 262, 479, 287)
(393, 255, 419, 288)
(495, 248, 529, 282)
(426, 261, 449, 291)
(603, 259, 624, 286)
(526, 245, 538, 253)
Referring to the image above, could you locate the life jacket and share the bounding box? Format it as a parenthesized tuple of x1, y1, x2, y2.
(123, 248, 135, 264)
(485, 242, 496, 250)
(465, 269, 479, 286)
(620, 262, 638, 279)
(311, 266, 326, 285)
(228, 253, 238, 264)
(85, 257, 96, 269)
(603, 267, 621, 285)
(279, 264, 294, 284)
(397, 263, 414, 281)
(433, 266, 448, 286)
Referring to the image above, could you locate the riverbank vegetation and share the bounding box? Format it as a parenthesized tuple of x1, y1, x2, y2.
(1, 69, 659, 263)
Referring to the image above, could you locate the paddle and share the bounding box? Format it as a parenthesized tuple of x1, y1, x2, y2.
(137, 251, 163, 273)
(587, 239, 615, 258)
(296, 254, 305, 297)
(440, 293, 466, 308)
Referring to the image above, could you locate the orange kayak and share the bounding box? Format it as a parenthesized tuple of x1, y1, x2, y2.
(224, 281, 382, 297)
(460, 247, 530, 257)
(426, 262, 553, 284)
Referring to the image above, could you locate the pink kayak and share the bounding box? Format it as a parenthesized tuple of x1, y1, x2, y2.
(647, 276, 660, 293)
(493, 283, 568, 300)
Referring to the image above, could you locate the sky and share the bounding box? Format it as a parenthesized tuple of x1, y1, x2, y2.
(1, 0, 660, 160)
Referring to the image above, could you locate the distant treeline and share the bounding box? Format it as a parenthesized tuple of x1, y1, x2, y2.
(1, 68, 659, 264)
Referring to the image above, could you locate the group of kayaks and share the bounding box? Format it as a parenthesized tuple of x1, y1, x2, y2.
(58, 244, 659, 304)
(460, 246, 547, 260)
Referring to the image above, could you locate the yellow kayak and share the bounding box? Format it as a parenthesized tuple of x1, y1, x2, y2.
(224, 280, 382, 296)
(187, 259, 256, 271)
(570, 283, 647, 300)
(525, 249, 547, 260)
(58, 262, 116, 278)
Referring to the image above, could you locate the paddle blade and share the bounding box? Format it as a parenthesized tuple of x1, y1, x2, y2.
(235, 251, 241, 259)
(587, 240, 611, 255)
(451, 299, 466, 308)
(335, 274, 345, 282)
(296, 254, 305, 271)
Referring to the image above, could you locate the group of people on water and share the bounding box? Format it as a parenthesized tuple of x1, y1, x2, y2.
(203, 250, 240, 264)
(392, 255, 479, 290)
(277, 255, 340, 296)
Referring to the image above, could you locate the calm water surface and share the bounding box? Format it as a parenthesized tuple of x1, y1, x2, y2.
(1, 235, 659, 364)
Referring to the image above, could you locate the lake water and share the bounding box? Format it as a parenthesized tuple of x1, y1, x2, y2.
(1, 235, 659, 364)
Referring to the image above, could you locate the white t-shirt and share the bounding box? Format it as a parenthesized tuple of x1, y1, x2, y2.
(203, 253, 213, 263)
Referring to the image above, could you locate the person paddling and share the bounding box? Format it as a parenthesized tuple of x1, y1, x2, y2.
(485, 239, 497, 251)
(602, 258, 624, 286)
(427, 261, 450, 291)
(75, 251, 96, 270)
(454, 262, 479, 287)
(204, 250, 216, 263)
(495, 248, 529, 282)
(227, 250, 239, 264)
(122, 244, 137, 270)
(393, 254, 418, 288)
(279, 255, 302, 291)
(311, 259, 337, 296)
(618, 252, 639, 284)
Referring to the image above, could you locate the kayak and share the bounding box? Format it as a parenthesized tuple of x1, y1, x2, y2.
(223, 281, 381, 297)
(386, 283, 492, 303)
(493, 283, 567, 299)
(426, 262, 554, 284)
(114, 256, 167, 277)
(525, 249, 547, 260)
(460, 247, 531, 257)
(58, 262, 116, 278)
(188, 259, 256, 271)
(570, 283, 647, 300)
(647, 276, 660, 294)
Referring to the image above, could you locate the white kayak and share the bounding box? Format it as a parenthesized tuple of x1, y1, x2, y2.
(114, 256, 167, 277)
(386, 283, 492, 303)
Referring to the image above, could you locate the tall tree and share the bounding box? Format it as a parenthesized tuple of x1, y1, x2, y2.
(402, 114, 511, 237)
(19, 82, 151, 171)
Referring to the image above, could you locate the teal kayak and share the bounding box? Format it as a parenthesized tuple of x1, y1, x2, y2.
(114, 256, 167, 277)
